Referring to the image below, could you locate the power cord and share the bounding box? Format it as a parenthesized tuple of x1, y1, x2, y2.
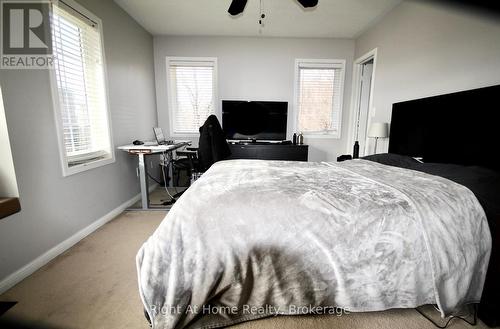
(165, 144, 190, 195)
(146, 172, 162, 185)
(144, 163, 173, 207)
(161, 151, 177, 203)
(143, 147, 189, 207)
(416, 304, 478, 328)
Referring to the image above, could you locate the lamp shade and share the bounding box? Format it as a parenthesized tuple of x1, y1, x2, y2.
(368, 122, 389, 138)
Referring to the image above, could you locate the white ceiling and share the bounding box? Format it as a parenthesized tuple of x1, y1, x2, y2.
(114, 0, 402, 38)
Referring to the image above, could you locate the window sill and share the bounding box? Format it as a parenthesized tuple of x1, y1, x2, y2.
(62, 155, 115, 177)
(170, 132, 199, 138)
(0, 197, 21, 220)
(302, 133, 341, 139)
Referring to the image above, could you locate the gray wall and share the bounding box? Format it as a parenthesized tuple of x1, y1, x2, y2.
(355, 0, 500, 152)
(154, 36, 355, 162)
(0, 0, 157, 281)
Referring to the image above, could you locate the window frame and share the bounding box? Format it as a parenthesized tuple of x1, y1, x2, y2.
(293, 58, 346, 139)
(166, 56, 218, 137)
(49, 0, 115, 177)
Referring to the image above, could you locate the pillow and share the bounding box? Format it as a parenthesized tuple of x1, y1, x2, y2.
(362, 153, 421, 170)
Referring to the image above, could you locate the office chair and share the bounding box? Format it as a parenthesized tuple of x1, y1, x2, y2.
(171, 147, 198, 185)
(174, 115, 231, 184)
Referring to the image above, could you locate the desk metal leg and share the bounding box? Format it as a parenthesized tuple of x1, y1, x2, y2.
(138, 153, 149, 210)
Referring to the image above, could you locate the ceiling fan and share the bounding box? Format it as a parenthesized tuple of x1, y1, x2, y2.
(228, 0, 319, 16)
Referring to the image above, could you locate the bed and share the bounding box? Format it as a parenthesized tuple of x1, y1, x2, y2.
(136, 85, 499, 329)
(136, 158, 492, 328)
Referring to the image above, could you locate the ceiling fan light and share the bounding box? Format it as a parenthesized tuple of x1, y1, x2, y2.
(297, 0, 318, 8)
(228, 0, 248, 15)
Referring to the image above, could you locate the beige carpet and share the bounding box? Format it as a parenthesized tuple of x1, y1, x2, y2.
(130, 187, 187, 209)
(0, 211, 486, 329)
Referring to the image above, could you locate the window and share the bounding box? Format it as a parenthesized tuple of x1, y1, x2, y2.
(50, 1, 113, 176)
(294, 59, 346, 138)
(0, 86, 20, 201)
(166, 57, 217, 136)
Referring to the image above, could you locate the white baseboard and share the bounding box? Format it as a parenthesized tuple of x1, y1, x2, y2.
(0, 184, 158, 295)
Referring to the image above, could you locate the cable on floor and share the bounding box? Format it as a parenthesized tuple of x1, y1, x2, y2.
(416, 304, 477, 328)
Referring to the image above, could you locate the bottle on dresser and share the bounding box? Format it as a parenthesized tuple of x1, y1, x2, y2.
(298, 132, 304, 145)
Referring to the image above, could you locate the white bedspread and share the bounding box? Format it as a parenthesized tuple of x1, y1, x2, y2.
(136, 159, 491, 329)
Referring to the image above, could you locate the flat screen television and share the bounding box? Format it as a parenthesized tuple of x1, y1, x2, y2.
(222, 100, 288, 141)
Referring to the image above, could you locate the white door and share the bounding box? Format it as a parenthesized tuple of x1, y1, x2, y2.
(354, 60, 373, 156)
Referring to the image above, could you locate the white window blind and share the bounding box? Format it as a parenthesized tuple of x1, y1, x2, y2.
(167, 59, 216, 135)
(296, 60, 345, 137)
(51, 3, 112, 169)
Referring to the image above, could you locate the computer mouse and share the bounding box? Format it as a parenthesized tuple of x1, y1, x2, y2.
(133, 140, 144, 145)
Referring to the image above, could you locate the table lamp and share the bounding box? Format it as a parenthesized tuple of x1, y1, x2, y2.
(368, 122, 389, 154)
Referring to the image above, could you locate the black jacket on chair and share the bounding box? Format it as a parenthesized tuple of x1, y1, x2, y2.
(197, 115, 231, 171)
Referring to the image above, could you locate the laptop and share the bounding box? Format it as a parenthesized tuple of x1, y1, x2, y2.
(153, 127, 173, 145)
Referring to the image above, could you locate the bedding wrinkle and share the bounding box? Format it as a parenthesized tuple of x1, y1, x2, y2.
(346, 160, 491, 315)
(344, 163, 443, 312)
(299, 190, 348, 220)
(304, 231, 347, 304)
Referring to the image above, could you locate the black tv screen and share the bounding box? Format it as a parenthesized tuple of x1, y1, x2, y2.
(222, 100, 288, 141)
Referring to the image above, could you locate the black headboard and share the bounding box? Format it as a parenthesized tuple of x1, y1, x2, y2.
(389, 84, 500, 171)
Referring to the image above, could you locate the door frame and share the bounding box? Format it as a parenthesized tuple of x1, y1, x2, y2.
(346, 48, 378, 156)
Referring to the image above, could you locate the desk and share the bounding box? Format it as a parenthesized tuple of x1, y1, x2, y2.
(118, 141, 191, 210)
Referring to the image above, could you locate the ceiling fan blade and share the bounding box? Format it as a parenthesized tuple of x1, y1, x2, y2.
(228, 0, 248, 16)
(297, 0, 318, 8)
